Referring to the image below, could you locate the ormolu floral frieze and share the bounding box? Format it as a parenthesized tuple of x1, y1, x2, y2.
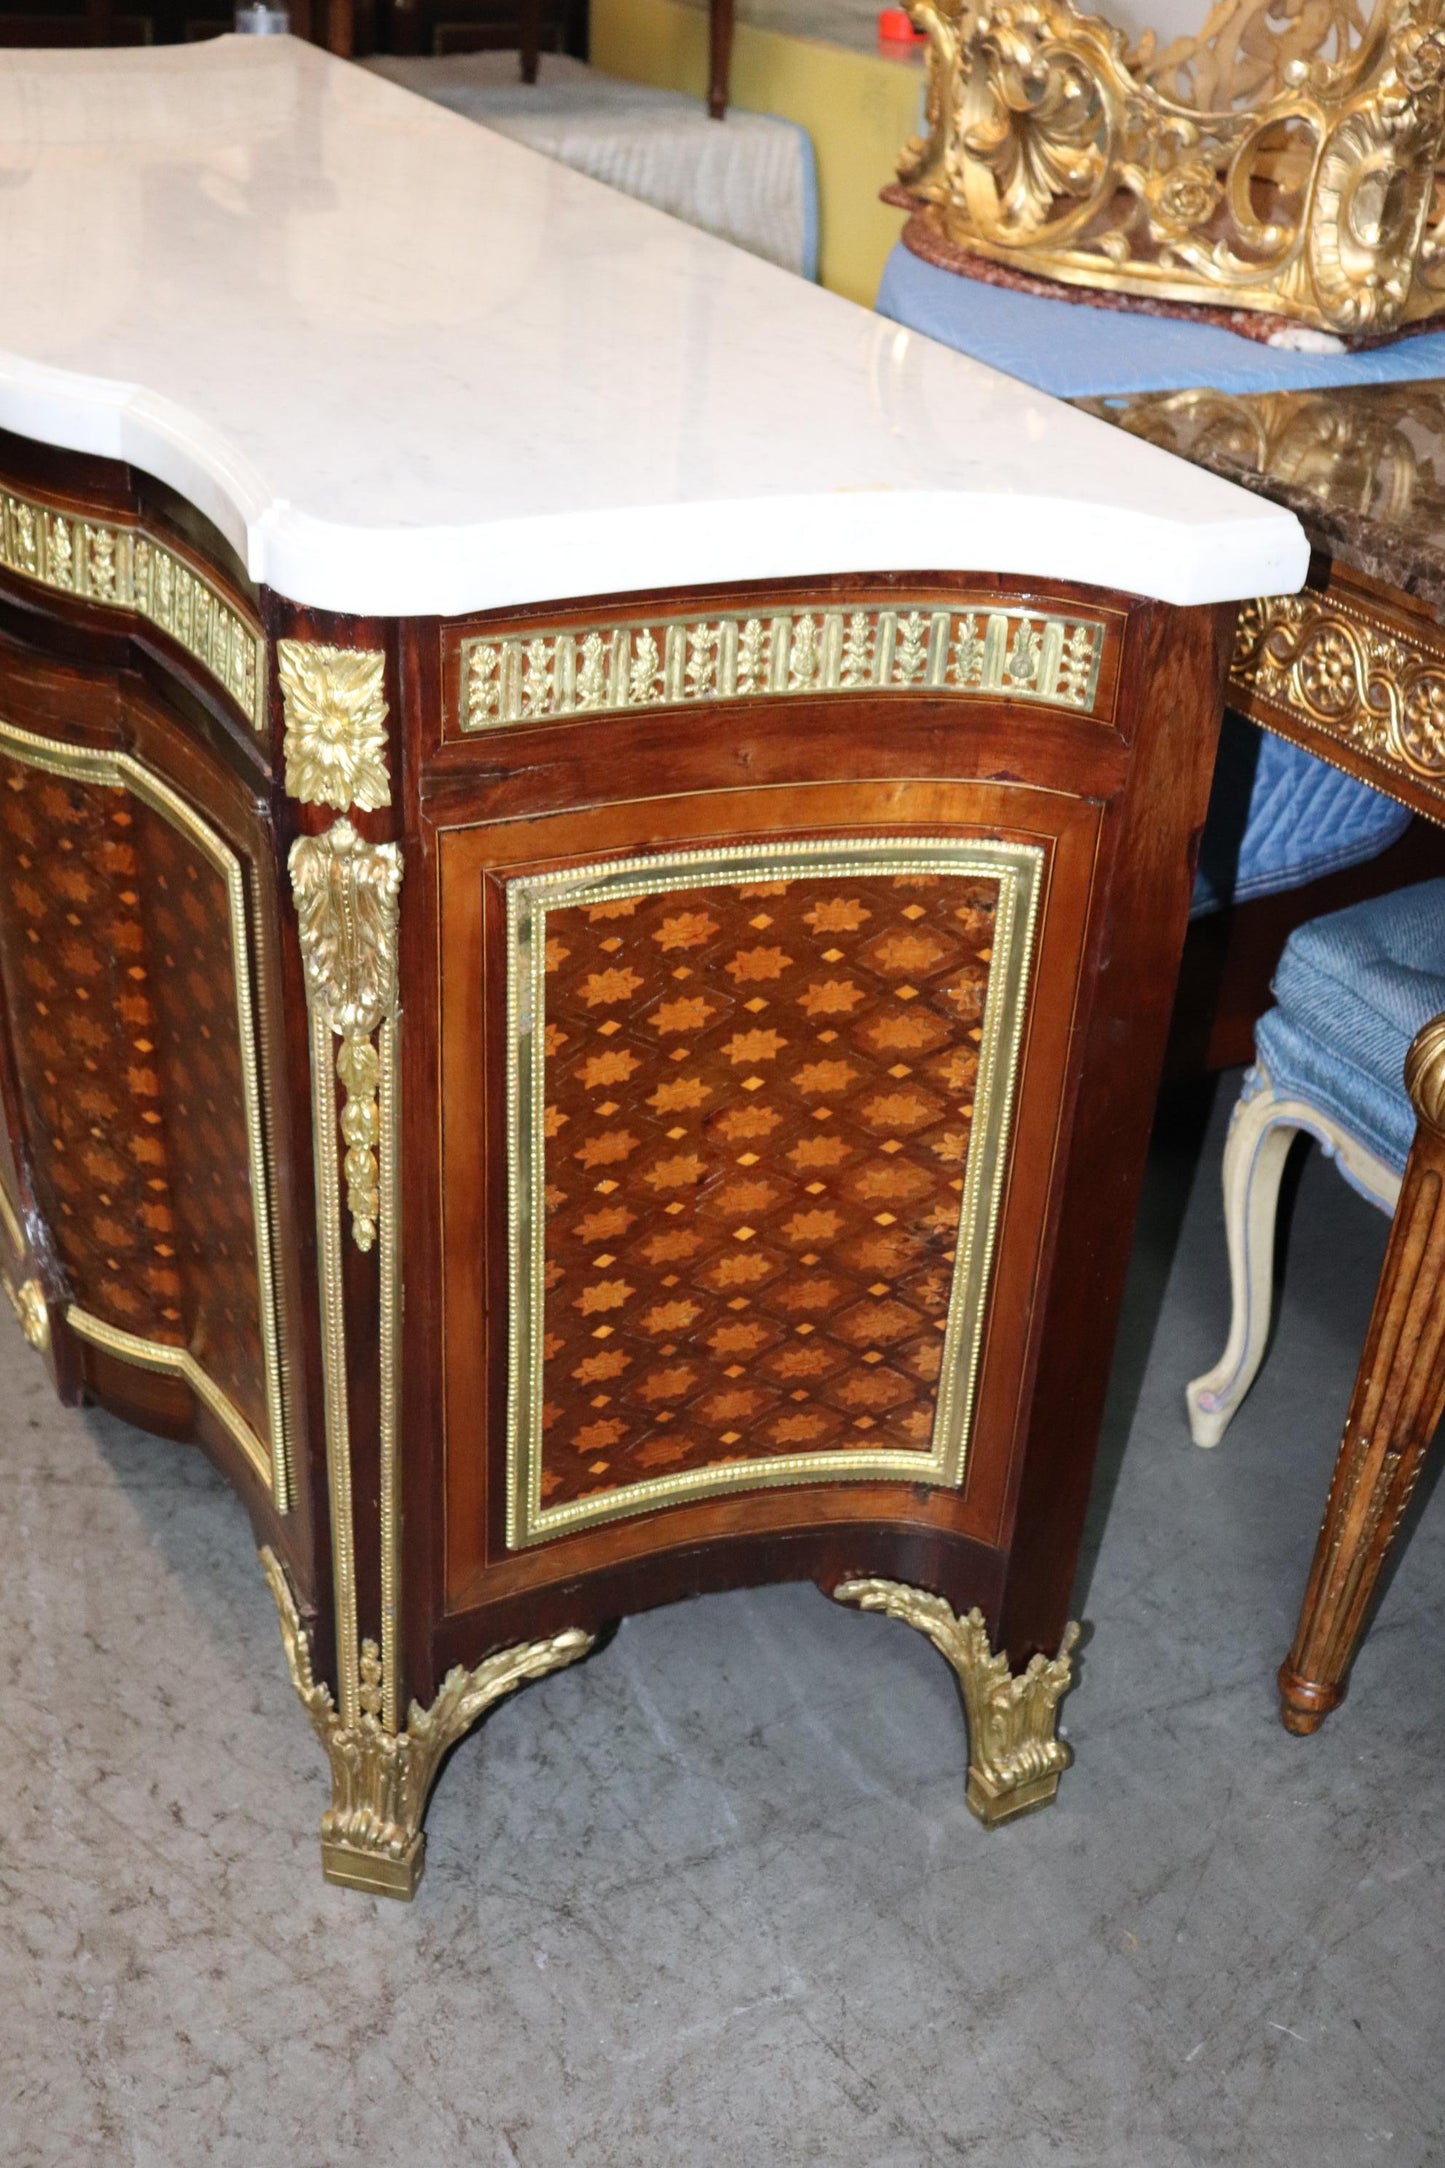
(461, 603, 1104, 732)
(277, 641, 391, 811)
(0, 486, 265, 731)
(1232, 590, 1445, 793)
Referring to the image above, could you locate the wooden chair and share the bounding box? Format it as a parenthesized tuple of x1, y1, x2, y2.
(1278, 1003, 1445, 1732)
(1185, 881, 1445, 1731)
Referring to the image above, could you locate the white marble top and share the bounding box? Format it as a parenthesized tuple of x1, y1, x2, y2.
(0, 38, 1306, 616)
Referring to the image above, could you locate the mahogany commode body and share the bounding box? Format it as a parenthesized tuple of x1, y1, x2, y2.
(0, 38, 1306, 1895)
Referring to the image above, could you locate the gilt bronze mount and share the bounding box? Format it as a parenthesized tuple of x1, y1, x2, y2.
(834, 1577, 1079, 1822)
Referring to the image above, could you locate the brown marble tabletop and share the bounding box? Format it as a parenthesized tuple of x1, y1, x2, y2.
(1078, 382, 1445, 628)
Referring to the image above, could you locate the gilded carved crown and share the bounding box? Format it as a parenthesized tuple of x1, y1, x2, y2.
(894, 0, 1445, 339)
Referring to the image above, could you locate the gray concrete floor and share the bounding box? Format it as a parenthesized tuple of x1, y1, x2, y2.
(3, 1072, 1443, 2166)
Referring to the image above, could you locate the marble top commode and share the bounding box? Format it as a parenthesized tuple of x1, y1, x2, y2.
(0, 38, 1304, 616)
(0, 33, 1315, 1905)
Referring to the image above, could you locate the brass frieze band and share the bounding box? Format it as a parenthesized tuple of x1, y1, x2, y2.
(1231, 587, 1445, 814)
(261, 1547, 594, 1899)
(505, 834, 1042, 1550)
(0, 486, 265, 733)
(833, 1577, 1079, 1824)
(462, 603, 1105, 733)
(0, 713, 292, 1506)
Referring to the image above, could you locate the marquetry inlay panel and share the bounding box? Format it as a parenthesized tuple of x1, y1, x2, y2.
(0, 485, 265, 733)
(506, 837, 1042, 1546)
(0, 716, 289, 1500)
(462, 602, 1106, 734)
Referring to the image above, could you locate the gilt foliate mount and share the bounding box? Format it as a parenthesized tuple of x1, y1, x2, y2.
(898, 0, 1445, 337)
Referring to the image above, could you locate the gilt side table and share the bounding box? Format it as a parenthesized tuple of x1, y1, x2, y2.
(0, 38, 1304, 1894)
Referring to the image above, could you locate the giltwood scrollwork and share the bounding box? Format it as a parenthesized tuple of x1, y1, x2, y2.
(1232, 590, 1445, 787)
(897, 0, 1445, 335)
(1081, 383, 1445, 528)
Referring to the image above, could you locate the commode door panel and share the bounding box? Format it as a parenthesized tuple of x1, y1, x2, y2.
(0, 690, 293, 1508)
(438, 780, 1105, 1608)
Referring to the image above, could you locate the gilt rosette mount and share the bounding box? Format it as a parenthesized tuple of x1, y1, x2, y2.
(893, 0, 1445, 340)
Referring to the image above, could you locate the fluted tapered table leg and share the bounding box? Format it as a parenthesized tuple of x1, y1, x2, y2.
(1279, 1014, 1445, 1735)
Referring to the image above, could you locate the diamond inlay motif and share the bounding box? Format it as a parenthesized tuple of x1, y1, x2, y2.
(532, 869, 1003, 1519)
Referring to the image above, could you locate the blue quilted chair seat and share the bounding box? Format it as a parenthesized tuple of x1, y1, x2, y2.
(1187, 879, 1445, 1446)
(1255, 879, 1445, 1172)
(1191, 714, 1411, 920)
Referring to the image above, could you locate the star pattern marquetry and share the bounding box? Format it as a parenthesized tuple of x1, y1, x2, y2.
(133, 800, 271, 1445)
(0, 752, 269, 1441)
(537, 873, 1000, 1510)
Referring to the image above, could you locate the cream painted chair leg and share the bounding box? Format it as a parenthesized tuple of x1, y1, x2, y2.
(1186, 1065, 1401, 1449)
(1187, 1070, 1299, 1449)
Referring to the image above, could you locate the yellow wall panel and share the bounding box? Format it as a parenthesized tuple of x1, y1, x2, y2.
(590, 0, 919, 306)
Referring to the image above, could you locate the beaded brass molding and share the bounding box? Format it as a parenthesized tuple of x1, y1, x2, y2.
(0, 486, 265, 732)
(68, 1306, 281, 1485)
(898, 0, 1445, 337)
(261, 1547, 595, 1898)
(833, 1577, 1079, 1823)
(277, 640, 390, 812)
(3, 1270, 49, 1351)
(461, 603, 1105, 732)
(1232, 588, 1445, 806)
(505, 834, 1042, 1549)
(0, 712, 292, 1504)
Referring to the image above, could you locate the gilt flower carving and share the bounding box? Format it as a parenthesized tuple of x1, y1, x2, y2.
(278, 639, 390, 811)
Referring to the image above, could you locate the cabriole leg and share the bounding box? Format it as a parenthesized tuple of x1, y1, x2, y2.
(1186, 1068, 1299, 1449)
(1187, 1065, 1401, 1449)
